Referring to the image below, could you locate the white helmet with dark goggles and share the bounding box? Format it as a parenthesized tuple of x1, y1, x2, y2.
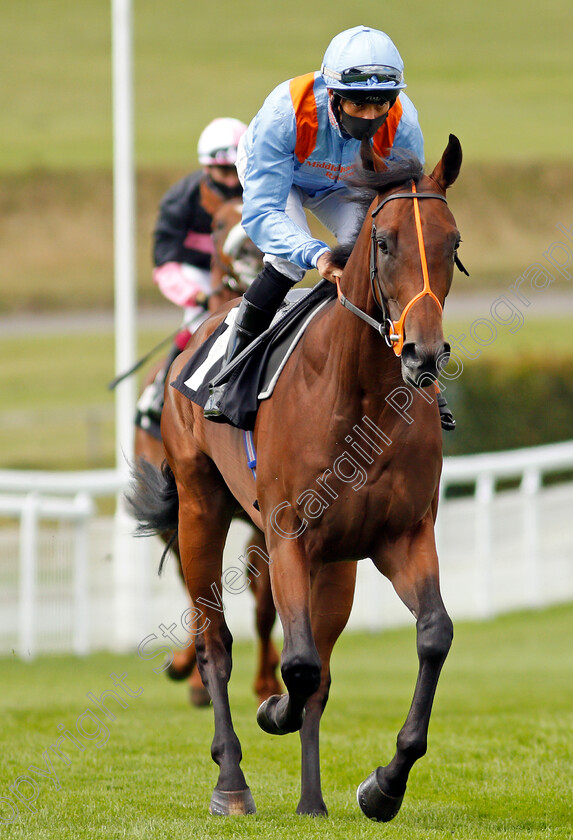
(321, 25, 407, 100)
(322, 64, 404, 87)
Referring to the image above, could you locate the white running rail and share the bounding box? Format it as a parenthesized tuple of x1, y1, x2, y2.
(0, 441, 572, 657)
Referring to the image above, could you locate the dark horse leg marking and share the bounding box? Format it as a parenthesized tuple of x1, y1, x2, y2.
(358, 520, 453, 821)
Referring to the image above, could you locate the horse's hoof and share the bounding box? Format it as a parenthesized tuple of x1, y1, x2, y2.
(256, 694, 305, 735)
(357, 769, 404, 822)
(190, 685, 211, 707)
(209, 787, 256, 816)
(165, 656, 194, 682)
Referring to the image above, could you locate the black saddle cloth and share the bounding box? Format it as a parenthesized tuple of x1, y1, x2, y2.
(171, 279, 336, 430)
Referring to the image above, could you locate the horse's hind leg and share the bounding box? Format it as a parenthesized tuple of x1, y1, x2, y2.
(165, 608, 212, 708)
(161, 540, 211, 706)
(172, 456, 255, 816)
(358, 518, 453, 822)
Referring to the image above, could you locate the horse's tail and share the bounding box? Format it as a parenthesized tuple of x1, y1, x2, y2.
(125, 457, 179, 573)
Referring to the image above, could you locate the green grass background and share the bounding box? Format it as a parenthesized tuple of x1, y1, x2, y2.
(2, 0, 573, 315)
(2, 0, 573, 171)
(0, 605, 572, 838)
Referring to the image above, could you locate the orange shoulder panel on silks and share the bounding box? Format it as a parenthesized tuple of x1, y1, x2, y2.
(372, 98, 403, 159)
(289, 73, 319, 164)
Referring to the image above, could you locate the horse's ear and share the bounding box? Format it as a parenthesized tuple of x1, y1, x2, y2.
(429, 134, 462, 191)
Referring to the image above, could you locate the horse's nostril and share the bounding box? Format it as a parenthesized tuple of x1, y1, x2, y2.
(437, 342, 451, 371)
(400, 343, 419, 365)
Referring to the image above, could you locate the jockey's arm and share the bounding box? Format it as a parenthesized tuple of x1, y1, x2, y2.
(152, 174, 214, 308)
(152, 262, 210, 308)
(240, 92, 330, 273)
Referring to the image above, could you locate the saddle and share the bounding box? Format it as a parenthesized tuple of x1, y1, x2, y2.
(172, 280, 336, 430)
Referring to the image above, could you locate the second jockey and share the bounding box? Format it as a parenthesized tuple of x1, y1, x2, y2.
(136, 116, 247, 430)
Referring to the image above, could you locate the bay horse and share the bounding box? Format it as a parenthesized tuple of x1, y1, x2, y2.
(134, 197, 281, 707)
(128, 135, 463, 820)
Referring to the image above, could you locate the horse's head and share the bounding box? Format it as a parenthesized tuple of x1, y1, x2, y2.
(354, 135, 463, 388)
(210, 199, 264, 311)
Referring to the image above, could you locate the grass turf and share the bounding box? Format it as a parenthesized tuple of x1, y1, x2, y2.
(1, 0, 573, 170)
(0, 604, 571, 838)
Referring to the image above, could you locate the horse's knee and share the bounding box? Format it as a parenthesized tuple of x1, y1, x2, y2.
(416, 609, 453, 663)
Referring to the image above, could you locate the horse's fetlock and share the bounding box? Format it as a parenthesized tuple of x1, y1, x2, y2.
(396, 730, 427, 761)
(281, 659, 321, 698)
(211, 732, 242, 767)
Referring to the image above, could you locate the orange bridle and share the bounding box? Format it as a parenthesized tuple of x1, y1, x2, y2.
(383, 182, 444, 355)
(336, 181, 452, 356)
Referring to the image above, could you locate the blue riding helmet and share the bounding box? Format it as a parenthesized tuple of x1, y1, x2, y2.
(321, 25, 407, 99)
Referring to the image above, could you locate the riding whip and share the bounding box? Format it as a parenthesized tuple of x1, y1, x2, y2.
(107, 305, 208, 390)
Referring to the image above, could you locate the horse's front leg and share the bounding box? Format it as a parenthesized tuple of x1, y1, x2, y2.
(175, 473, 255, 816)
(244, 527, 282, 704)
(297, 561, 357, 817)
(256, 539, 322, 738)
(359, 517, 453, 822)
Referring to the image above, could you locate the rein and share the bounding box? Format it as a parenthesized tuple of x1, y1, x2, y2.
(336, 181, 466, 356)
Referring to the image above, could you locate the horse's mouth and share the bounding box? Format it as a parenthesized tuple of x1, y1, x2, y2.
(402, 367, 439, 389)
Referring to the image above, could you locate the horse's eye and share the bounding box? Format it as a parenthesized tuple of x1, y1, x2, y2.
(377, 237, 389, 255)
(454, 236, 462, 252)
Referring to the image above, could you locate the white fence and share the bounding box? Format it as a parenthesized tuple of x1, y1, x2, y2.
(1, 441, 572, 658)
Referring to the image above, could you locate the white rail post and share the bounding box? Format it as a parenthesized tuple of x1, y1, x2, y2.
(72, 492, 94, 655)
(521, 467, 542, 608)
(111, 0, 139, 651)
(475, 473, 495, 618)
(19, 493, 38, 659)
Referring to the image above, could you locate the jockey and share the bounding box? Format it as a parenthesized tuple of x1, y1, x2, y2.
(205, 25, 455, 430)
(136, 116, 247, 429)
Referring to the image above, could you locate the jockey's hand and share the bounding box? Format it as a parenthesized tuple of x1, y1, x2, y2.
(316, 252, 343, 284)
(195, 291, 209, 309)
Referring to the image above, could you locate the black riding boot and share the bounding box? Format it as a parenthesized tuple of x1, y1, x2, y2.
(204, 264, 294, 421)
(437, 391, 456, 431)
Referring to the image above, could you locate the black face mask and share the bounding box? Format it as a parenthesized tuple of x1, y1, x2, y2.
(339, 110, 388, 141)
(205, 174, 243, 200)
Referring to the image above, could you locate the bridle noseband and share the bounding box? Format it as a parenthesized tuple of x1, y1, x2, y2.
(336, 181, 468, 356)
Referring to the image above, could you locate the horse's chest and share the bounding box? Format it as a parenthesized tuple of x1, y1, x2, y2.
(294, 466, 436, 560)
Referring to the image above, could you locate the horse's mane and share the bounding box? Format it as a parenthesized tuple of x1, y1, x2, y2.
(330, 149, 424, 270)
